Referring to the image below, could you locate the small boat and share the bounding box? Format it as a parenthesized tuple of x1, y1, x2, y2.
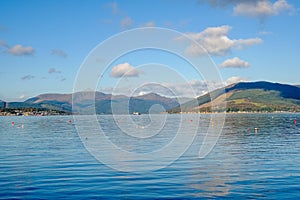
(133, 112, 141, 115)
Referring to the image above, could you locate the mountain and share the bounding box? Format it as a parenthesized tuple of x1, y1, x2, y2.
(0, 100, 5, 108)
(168, 81, 300, 113)
(3, 92, 179, 114)
(3, 81, 300, 114)
(83, 92, 179, 114)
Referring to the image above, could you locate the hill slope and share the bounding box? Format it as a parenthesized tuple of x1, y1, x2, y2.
(3, 81, 300, 114)
(168, 81, 300, 113)
(5, 92, 179, 114)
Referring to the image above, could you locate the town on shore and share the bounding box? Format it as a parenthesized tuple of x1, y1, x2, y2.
(0, 108, 71, 116)
(1, 107, 298, 116)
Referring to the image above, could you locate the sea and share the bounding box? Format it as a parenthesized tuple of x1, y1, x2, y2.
(1, 114, 300, 199)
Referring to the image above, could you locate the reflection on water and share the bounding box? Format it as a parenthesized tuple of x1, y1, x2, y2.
(0, 114, 300, 199)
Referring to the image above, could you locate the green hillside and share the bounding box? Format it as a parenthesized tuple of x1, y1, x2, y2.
(226, 89, 300, 112)
(168, 81, 300, 113)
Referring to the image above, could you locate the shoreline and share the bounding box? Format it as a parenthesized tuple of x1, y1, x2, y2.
(1, 111, 300, 117)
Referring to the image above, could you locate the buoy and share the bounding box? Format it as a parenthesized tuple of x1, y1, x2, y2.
(211, 121, 214, 127)
(254, 128, 258, 133)
(294, 119, 297, 125)
(247, 128, 251, 133)
(67, 120, 72, 124)
(11, 122, 15, 126)
(190, 119, 193, 123)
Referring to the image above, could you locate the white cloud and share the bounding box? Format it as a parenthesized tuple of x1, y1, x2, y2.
(108, 2, 119, 15)
(162, 80, 220, 97)
(0, 39, 8, 48)
(51, 49, 67, 58)
(48, 67, 61, 74)
(21, 75, 35, 80)
(184, 25, 262, 56)
(259, 30, 273, 35)
(220, 57, 250, 68)
(226, 76, 249, 85)
(199, 0, 257, 8)
(102, 80, 225, 98)
(111, 2, 119, 15)
(7, 44, 34, 56)
(142, 21, 155, 27)
(234, 38, 263, 49)
(234, 0, 295, 18)
(101, 78, 253, 98)
(120, 17, 134, 29)
(110, 63, 141, 78)
(19, 94, 25, 99)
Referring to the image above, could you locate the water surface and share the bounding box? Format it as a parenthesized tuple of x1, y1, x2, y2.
(1, 114, 300, 199)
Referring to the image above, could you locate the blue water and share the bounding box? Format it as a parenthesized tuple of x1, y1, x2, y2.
(1, 114, 300, 199)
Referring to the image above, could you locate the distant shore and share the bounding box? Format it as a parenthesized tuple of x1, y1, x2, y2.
(1, 109, 299, 116)
(174, 111, 300, 114)
(0, 108, 71, 116)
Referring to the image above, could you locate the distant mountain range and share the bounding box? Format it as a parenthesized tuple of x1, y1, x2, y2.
(168, 81, 300, 113)
(0, 92, 180, 114)
(1, 81, 300, 114)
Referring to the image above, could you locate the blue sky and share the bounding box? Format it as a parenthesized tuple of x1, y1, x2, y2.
(0, 0, 299, 101)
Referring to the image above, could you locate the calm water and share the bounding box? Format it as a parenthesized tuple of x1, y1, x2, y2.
(1, 114, 300, 199)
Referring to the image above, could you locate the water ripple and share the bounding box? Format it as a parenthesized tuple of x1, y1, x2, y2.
(0, 114, 300, 199)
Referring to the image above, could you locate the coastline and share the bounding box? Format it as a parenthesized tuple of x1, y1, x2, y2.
(1, 111, 299, 116)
